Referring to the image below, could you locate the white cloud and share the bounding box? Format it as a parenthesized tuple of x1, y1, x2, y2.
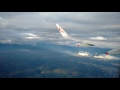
(72, 51, 91, 57)
(27, 33, 37, 37)
(78, 52, 90, 57)
(68, 50, 120, 61)
(93, 54, 120, 60)
(24, 33, 41, 40)
(24, 37, 40, 39)
(89, 36, 107, 40)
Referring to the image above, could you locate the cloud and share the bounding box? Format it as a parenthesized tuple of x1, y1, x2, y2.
(27, 33, 37, 37)
(77, 38, 120, 49)
(71, 51, 91, 57)
(0, 12, 120, 30)
(93, 54, 120, 60)
(24, 33, 41, 40)
(102, 24, 120, 29)
(0, 12, 120, 49)
(77, 51, 90, 57)
(25, 37, 40, 39)
(89, 36, 107, 40)
(0, 39, 12, 43)
(0, 17, 3, 20)
(68, 50, 120, 61)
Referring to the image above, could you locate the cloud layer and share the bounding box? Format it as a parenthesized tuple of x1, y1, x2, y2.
(0, 12, 120, 49)
(94, 54, 120, 60)
(89, 36, 107, 40)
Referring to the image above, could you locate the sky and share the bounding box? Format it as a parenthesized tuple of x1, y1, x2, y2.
(0, 12, 120, 49)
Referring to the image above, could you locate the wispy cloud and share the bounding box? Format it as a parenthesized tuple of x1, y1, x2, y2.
(24, 33, 41, 40)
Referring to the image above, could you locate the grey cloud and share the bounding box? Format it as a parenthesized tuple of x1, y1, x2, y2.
(0, 12, 32, 18)
(0, 12, 120, 30)
(0, 12, 120, 47)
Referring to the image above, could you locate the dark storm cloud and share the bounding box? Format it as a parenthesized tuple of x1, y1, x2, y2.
(0, 12, 120, 46)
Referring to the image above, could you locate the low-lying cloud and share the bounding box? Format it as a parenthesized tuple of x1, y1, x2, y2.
(77, 51, 90, 57)
(94, 54, 120, 60)
(89, 36, 107, 40)
(70, 51, 120, 60)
